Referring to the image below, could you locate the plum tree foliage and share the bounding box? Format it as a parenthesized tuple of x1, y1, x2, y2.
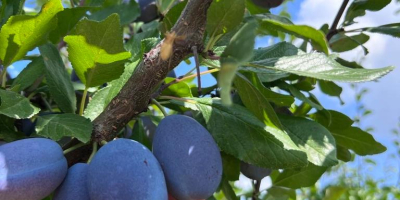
(0, 0, 398, 199)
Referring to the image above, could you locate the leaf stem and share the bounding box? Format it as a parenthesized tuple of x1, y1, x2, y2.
(79, 87, 88, 116)
(326, 0, 350, 41)
(151, 98, 168, 117)
(63, 143, 86, 155)
(1, 69, 7, 88)
(87, 142, 98, 163)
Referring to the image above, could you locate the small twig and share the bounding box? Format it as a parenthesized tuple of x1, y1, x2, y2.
(326, 0, 350, 41)
(252, 180, 261, 200)
(192, 46, 202, 96)
(151, 98, 168, 117)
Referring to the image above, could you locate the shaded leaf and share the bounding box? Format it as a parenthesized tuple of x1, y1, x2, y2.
(329, 33, 369, 53)
(318, 80, 343, 103)
(356, 23, 400, 38)
(310, 110, 354, 131)
(39, 43, 76, 113)
(221, 152, 240, 181)
(0, 0, 25, 27)
(336, 145, 352, 162)
(83, 86, 111, 121)
(36, 113, 92, 143)
(89, 1, 140, 25)
(159, 0, 186, 33)
(344, 0, 391, 26)
(274, 163, 328, 189)
(11, 57, 45, 92)
(0, 89, 40, 119)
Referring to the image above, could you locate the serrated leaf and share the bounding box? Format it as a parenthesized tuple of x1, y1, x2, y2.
(332, 126, 386, 155)
(344, 0, 391, 26)
(279, 115, 338, 167)
(83, 86, 111, 121)
(0, 0, 63, 67)
(249, 52, 394, 82)
(39, 43, 77, 113)
(35, 113, 92, 143)
(0, 0, 25, 27)
(49, 7, 90, 44)
(206, 0, 245, 38)
(274, 163, 328, 189)
(258, 19, 329, 54)
(310, 110, 353, 131)
(234, 73, 283, 130)
(0, 89, 40, 119)
(219, 20, 257, 105)
(64, 14, 131, 87)
(89, 1, 140, 25)
(169, 97, 308, 169)
(11, 57, 45, 92)
(330, 33, 370, 53)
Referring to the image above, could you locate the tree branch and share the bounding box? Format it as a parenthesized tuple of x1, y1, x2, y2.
(91, 0, 213, 143)
(326, 0, 350, 41)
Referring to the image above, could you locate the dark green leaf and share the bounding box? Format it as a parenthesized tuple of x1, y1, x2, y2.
(49, 7, 90, 44)
(219, 20, 257, 105)
(0, 0, 63, 67)
(64, 14, 131, 87)
(0, 114, 24, 142)
(277, 82, 323, 110)
(329, 33, 369, 53)
(0, 0, 25, 27)
(335, 57, 364, 69)
(221, 152, 240, 181)
(318, 80, 343, 104)
(36, 113, 92, 143)
(221, 177, 238, 200)
(131, 118, 152, 150)
(344, 0, 391, 26)
(310, 110, 354, 131)
(245, 0, 269, 15)
(356, 23, 400, 38)
(0, 89, 40, 119)
(336, 145, 352, 162)
(159, 0, 187, 33)
(11, 57, 45, 92)
(39, 43, 76, 113)
(332, 126, 386, 155)
(89, 1, 140, 25)
(280, 115, 338, 167)
(169, 97, 308, 169)
(265, 186, 296, 200)
(206, 0, 245, 38)
(274, 163, 328, 189)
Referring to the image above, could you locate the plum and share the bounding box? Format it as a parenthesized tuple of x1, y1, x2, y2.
(240, 161, 271, 180)
(87, 139, 167, 200)
(251, 0, 284, 8)
(138, 0, 158, 23)
(0, 138, 68, 200)
(152, 115, 222, 200)
(53, 163, 89, 200)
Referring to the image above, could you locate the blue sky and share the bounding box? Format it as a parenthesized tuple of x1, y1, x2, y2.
(9, 0, 400, 190)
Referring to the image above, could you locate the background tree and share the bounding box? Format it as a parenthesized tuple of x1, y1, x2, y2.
(0, 0, 399, 199)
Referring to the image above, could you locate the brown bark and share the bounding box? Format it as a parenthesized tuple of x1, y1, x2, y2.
(91, 0, 213, 143)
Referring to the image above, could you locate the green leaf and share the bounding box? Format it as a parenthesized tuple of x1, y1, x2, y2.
(64, 14, 131, 87)
(49, 7, 90, 44)
(274, 163, 328, 189)
(36, 113, 93, 143)
(11, 57, 45, 92)
(0, 89, 40, 119)
(245, 0, 269, 15)
(206, 0, 245, 38)
(0, 0, 25, 27)
(279, 115, 338, 167)
(335, 57, 364, 69)
(356, 23, 400, 38)
(39, 43, 76, 113)
(344, 0, 391, 26)
(159, 0, 186, 33)
(169, 97, 308, 169)
(310, 110, 354, 131)
(265, 186, 296, 200)
(219, 20, 257, 105)
(249, 52, 394, 83)
(318, 80, 343, 104)
(156, 0, 179, 15)
(221, 152, 240, 181)
(336, 145, 352, 162)
(332, 126, 386, 155)
(0, 0, 63, 67)
(323, 186, 347, 200)
(161, 77, 193, 98)
(131, 118, 152, 150)
(0, 114, 25, 142)
(277, 82, 323, 110)
(89, 1, 140, 25)
(83, 86, 111, 121)
(258, 19, 329, 54)
(329, 33, 370, 53)
(234, 73, 283, 130)
(221, 177, 238, 200)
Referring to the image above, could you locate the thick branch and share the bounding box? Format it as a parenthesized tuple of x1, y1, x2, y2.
(91, 0, 213, 143)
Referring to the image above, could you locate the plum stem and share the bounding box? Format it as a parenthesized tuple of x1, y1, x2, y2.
(151, 98, 168, 117)
(87, 142, 98, 163)
(79, 87, 88, 116)
(63, 143, 86, 155)
(252, 180, 261, 200)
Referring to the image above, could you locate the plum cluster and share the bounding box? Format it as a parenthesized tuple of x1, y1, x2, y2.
(0, 114, 223, 200)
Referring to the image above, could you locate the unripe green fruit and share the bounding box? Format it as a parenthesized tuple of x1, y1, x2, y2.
(251, 0, 284, 9)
